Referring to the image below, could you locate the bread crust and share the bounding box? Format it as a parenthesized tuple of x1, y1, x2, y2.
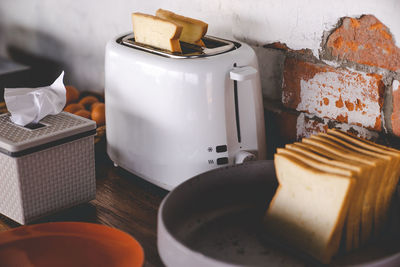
(156, 8, 208, 31)
(156, 9, 208, 45)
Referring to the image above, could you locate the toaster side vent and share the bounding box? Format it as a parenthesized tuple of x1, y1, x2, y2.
(233, 63, 241, 143)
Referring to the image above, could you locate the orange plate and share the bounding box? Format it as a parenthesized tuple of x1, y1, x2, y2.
(0, 222, 144, 267)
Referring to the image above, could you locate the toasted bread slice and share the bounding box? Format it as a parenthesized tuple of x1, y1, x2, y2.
(132, 12, 183, 52)
(156, 9, 208, 46)
(265, 153, 354, 264)
(283, 143, 366, 251)
(327, 129, 400, 235)
(303, 136, 379, 246)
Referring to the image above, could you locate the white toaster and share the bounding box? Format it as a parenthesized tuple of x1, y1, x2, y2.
(105, 33, 266, 190)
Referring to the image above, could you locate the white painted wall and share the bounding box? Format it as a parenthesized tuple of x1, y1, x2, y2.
(0, 0, 398, 94)
(232, 0, 400, 55)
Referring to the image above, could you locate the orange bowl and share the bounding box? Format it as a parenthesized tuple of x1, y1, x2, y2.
(0, 222, 144, 267)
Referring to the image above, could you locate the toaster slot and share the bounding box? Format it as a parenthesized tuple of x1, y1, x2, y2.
(119, 33, 241, 59)
(180, 42, 204, 54)
(202, 37, 231, 49)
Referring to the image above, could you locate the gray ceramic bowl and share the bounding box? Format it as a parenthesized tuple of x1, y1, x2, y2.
(157, 160, 400, 267)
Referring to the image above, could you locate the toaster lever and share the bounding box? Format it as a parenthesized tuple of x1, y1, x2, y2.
(229, 66, 258, 82)
(235, 150, 256, 164)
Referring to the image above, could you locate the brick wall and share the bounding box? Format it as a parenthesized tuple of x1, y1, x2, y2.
(263, 15, 400, 156)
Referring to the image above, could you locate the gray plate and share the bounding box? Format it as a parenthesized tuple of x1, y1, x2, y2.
(157, 160, 400, 267)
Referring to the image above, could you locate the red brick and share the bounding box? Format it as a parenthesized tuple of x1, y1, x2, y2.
(326, 15, 400, 72)
(264, 42, 291, 51)
(295, 113, 378, 141)
(266, 107, 379, 145)
(296, 113, 329, 140)
(275, 110, 298, 142)
(268, 108, 379, 143)
(391, 80, 400, 136)
(264, 42, 311, 55)
(282, 57, 384, 131)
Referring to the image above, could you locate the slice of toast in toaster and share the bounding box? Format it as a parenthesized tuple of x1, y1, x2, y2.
(132, 12, 183, 52)
(156, 9, 208, 46)
(265, 153, 354, 264)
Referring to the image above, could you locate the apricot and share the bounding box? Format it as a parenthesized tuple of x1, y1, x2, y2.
(65, 85, 80, 105)
(79, 96, 99, 110)
(91, 103, 105, 126)
(64, 103, 84, 113)
(74, 109, 91, 119)
(90, 101, 103, 111)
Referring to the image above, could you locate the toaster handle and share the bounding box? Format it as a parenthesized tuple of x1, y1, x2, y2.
(229, 66, 258, 81)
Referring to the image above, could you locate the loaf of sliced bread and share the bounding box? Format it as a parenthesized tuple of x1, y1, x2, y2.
(296, 138, 374, 249)
(283, 143, 367, 251)
(318, 132, 395, 242)
(265, 153, 354, 264)
(156, 9, 208, 46)
(265, 130, 400, 263)
(132, 12, 183, 52)
(327, 129, 400, 236)
(305, 135, 382, 245)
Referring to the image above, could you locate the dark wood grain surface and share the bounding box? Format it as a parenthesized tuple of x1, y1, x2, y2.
(0, 143, 168, 267)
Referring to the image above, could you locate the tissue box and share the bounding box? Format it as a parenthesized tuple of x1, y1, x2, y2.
(0, 111, 96, 224)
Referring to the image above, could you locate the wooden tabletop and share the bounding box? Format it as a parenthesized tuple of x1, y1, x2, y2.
(0, 142, 168, 267)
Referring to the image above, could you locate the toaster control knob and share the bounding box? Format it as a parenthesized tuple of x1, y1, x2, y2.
(235, 151, 256, 164)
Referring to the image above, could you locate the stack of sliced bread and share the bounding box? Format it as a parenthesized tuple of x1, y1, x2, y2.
(263, 129, 400, 264)
(132, 9, 208, 53)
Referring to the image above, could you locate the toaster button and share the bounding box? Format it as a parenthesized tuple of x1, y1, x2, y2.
(217, 157, 229, 165)
(216, 145, 227, 153)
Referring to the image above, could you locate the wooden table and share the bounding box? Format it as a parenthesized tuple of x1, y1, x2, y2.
(0, 143, 168, 267)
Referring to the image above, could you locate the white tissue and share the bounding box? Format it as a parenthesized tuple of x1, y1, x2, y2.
(4, 72, 66, 126)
